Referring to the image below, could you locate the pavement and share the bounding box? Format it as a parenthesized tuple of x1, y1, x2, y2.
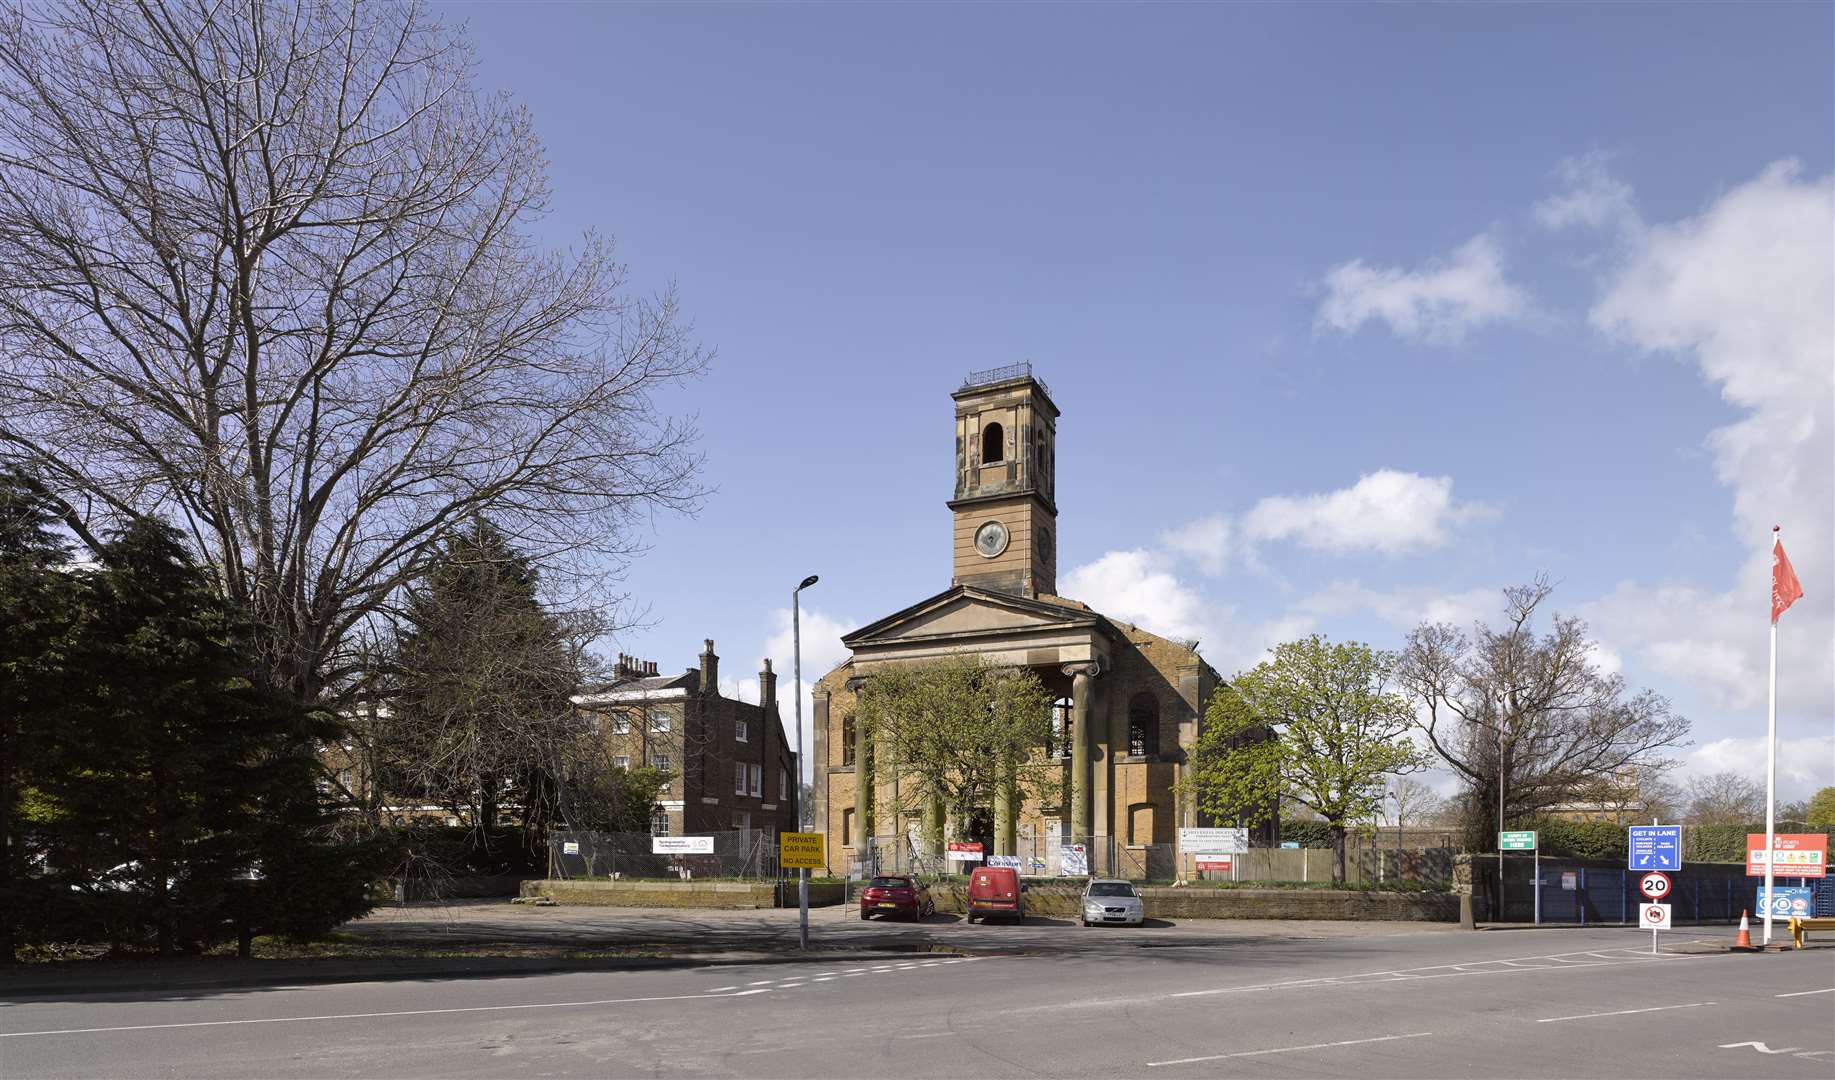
(5, 903, 1834, 1078)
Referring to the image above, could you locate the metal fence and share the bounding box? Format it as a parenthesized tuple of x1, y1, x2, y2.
(857, 832, 1454, 885)
(548, 829, 784, 881)
(1476, 856, 1835, 924)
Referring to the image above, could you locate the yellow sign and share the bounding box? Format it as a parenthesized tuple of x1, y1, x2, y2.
(779, 832, 826, 869)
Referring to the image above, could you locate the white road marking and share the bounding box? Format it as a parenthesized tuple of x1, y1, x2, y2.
(777, 983, 806, 989)
(1721, 1041, 1806, 1054)
(1538, 1002, 1715, 1023)
(1170, 947, 1708, 998)
(812, 977, 834, 982)
(0, 989, 775, 1040)
(1147, 1031, 1434, 1067)
(893, 1032, 955, 1040)
(1776, 987, 1835, 998)
(842, 972, 866, 977)
(706, 986, 739, 993)
(747, 980, 774, 986)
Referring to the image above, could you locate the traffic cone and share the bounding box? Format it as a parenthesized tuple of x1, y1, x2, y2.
(1732, 909, 1755, 951)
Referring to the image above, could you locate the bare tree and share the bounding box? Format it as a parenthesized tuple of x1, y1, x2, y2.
(0, 1, 703, 706)
(1386, 776, 1449, 831)
(1683, 770, 1765, 825)
(1398, 578, 1691, 845)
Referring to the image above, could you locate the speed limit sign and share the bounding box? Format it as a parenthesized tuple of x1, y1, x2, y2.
(1638, 871, 1672, 900)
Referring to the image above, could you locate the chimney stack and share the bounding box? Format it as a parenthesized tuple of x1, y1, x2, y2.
(699, 639, 718, 695)
(759, 658, 777, 709)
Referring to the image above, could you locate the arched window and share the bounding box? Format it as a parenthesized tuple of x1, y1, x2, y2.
(1047, 696, 1073, 757)
(982, 422, 1004, 463)
(1128, 692, 1160, 757)
(841, 717, 856, 766)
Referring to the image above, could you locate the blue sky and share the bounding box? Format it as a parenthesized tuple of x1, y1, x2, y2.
(442, 2, 1833, 799)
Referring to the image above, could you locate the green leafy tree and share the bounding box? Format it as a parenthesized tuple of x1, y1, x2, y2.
(1188, 636, 1428, 883)
(0, 472, 81, 961)
(1805, 787, 1835, 826)
(34, 518, 375, 954)
(852, 657, 1053, 852)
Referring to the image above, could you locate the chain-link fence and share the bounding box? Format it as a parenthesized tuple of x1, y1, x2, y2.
(548, 829, 784, 881)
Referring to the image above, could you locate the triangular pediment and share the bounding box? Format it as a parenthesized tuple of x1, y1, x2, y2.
(844, 585, 1097, 647)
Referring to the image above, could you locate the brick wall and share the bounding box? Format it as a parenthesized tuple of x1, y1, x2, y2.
(522, 879, 845, 909)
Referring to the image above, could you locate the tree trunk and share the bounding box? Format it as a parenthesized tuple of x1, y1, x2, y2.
(1330, 822, 1348, 884)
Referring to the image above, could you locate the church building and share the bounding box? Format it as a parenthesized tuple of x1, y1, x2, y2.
(812, 365, 1265, 879)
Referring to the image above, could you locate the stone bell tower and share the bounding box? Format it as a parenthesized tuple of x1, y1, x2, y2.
(949, 364, 1059, 598)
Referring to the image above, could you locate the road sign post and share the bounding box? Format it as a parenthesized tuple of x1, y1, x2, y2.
(1640, 901, 1672, 953)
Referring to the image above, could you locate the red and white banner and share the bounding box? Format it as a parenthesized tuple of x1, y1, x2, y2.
(946, 841, 984, 862)
(1746, 833, 1827, 877)
(1195, 859, 1232, 872)
(1772, 531, 1804, 624)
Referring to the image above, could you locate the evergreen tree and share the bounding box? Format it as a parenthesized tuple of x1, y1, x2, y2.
(35, 518, 374, 954)
(0, 472, 79, 961)
(381, 521, 586, 834)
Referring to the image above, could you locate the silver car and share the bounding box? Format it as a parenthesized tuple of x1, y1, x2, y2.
(1081, 878, 1144, 926)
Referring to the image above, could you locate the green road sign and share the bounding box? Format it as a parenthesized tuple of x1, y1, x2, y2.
(1499, 830, 1537, 850)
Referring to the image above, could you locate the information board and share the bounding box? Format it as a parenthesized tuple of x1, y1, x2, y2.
(652, 836, 714, 855)
(1746, 834, 1828, 877)
(1755, 886, 1814, 919)
(778, 831, 826, 869)
(1498, 830, 1536, 850)
(1628, 825, 1682, 871)
(1179, 827, 1249, 854)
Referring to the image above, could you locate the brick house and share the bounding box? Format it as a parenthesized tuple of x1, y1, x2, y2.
(812, 365, 1272, 878)
(573, 640, 798, 841)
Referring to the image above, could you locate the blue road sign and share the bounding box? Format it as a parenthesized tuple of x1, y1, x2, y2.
(1628, 825, 1682, 870)
(1755, 886, 1813, 919)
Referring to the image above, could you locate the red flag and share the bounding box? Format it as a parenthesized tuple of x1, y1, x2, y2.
(1771, 529, 1803, 624)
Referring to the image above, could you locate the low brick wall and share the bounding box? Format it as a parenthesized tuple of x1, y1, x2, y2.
(926, 882, 1455, 921)
(521, 879, 844, 909)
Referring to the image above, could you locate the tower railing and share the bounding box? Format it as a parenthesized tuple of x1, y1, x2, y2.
(962, 362, 1049, 399)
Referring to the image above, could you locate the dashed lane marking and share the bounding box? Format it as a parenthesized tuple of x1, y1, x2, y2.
(1170, 946, 1710, 998)
(706, 986, 739, 993)
(1538, 1002, 1716, 1023)
(1776, 987, 1834, 998)
(0, 989, 776, 1040)
(1147, 1032, 1434, 1067)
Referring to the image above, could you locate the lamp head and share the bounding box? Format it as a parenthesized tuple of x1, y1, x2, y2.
(798, 574, 820, 591)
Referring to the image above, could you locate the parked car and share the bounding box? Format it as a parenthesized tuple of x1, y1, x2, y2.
(1081, 878, 1144, 927)
(859, 875, 933, 921)
(965, 865, 1026, 923)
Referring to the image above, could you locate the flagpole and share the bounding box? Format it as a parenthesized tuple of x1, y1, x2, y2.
(1762, 527, 1780, 946)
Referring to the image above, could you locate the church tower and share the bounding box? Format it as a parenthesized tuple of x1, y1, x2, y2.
(949, 364, 1059, 598)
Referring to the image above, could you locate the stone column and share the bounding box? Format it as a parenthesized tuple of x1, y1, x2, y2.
(994, 763, 1016, 856)
(1063, 662, 1100, 844)
(845, 676, 870, 873)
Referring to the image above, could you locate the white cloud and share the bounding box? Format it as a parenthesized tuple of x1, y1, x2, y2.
(1061, 549, 1209, 643)
(1160, 513, 1231, 576)
(1295, 580, 1500, 632)
(1535, 152, 1639, 233)
(1316, 234, 1530, 345)
(1580, 162, 1833, 732)
(1679, 735, 1834, 804)
(1242, 470, 1492, 556)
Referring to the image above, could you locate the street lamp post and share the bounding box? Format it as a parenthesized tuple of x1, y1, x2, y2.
(792, 573, 819, 950)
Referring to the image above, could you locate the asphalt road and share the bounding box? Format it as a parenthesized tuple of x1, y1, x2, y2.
(5, 916, 1833, 1078)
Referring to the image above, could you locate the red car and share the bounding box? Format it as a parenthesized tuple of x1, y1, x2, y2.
(859, 875, 934, 920)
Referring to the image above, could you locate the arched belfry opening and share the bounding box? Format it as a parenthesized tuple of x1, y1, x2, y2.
(982, 421, 1004, 463)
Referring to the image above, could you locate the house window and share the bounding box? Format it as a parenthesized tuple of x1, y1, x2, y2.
(1128, 692, 1159, 757)
(982, 421, 1004, 463)
(750, 763, 763, 796)
(841, 717, 856, 766)
(585, 713, 602, 736)
(649, 711, 671, 733)
(613, 755, 630, 769)
(650, 808, 669, 837)
(841, 807, 855, 847)
(650, 753, 671, 792)
(611, 713, 631, 734)
(736, 764, 748, 796)
(780, 767, 789, 801)
(735, 812, 750, 834)
(736, 718, 749, 743)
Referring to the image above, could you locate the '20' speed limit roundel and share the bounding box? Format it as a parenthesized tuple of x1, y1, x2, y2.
(1638, 871, 1672, 900)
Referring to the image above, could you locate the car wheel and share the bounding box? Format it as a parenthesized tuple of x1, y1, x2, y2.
(859, 908, 870, 921)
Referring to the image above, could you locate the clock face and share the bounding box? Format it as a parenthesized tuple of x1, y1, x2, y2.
(974, 519, 1009, 558)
